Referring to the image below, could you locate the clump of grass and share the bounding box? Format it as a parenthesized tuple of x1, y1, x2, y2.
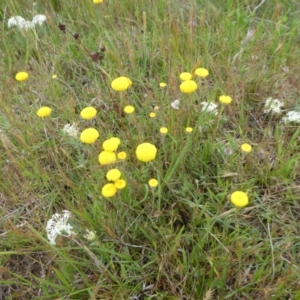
(1, 0, 300, 299)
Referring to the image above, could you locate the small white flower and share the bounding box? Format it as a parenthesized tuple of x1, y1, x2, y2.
(46, 210, 75, 245)
(281, 111, 300, 124)
(63, 123, 79, 137)
(171, 99, 180, 110)
(264, 97, 283, 114)
(201, 101, 218, 115)
(8, 16, 25, 28)
(32, 14, 47, 26)
(83, 229, 96, 241)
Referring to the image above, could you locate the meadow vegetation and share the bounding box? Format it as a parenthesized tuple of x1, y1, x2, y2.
(1, 0, 300, 299)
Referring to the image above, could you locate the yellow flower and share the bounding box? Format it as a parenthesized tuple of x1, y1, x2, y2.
(230, 191, 249, 207)
(93, 0, 103, 3)
(80, 107, 97, 120)
(219, 95, 232, 104)
(180, 80, 197, 93)
(80, 128, 100, 144)
(160, 127, 168, 134)
(241, 143, 252, 153)
(159, 82, 167, 87)
(195, 68, 209, 78)
(37, 106, 52, 118)
(149, 112, 156, 118)
(98, 151, 117, 165)
(148, 178, 158, 188)
(15, 72, 29, 82)
(135, 142, 157, 162)
(102, 137, 120, 151)
(111, 76, 132, 91)
(102, 183, 117, 198)
(52, 74, 57, 79)
(106, 169, 121, 181)
(124, 105, 135, 114)
(115, 179, 126, 189)
(117, 151, 127, 160)
(179, 72, 192, 81)
(185, 127, 193, 133)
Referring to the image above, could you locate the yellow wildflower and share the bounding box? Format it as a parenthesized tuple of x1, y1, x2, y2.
(179, 72, 192, 81)
(80, 128, 100, 144)
(93, 0, 103, 3)
(219, 95, 232, 104)
(15, 72, 29, 82)
(37, 106, 52, 118)
(159, 82, 167, 87)
(102, 137, 120, 152)
(124, 105, 135, 114)
(241, 143, 252, 153)
(114, 179, 126, 189)
(160, 127, 168, 134)
(230, 191, 249, 207)
(98, 151, 117, 165)
(148, 178, 158, 188)
(195, 68, 209, 78)
(111, 76, 132, 91)
(117, 151, 127, 160)
(106, 169, 121, 181)
(135, 142, 157, 162)
(185, 127, 193, 133)
(102, 183, 117, 198)
(80, 107, 97, 120)
(149, 112, 156, 118)
(180, 80, 197, 93)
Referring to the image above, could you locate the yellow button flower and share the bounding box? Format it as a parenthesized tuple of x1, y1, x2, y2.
(52, 74, 57, 79)
(160, 127, 168, 134)
(37, 106, 52, 118)
(149, 112, 156, 118)
(148, 178, 158, 188)
(159, 82, 167, 87)
(114, 179, 126, 189)
(179, 72, 192, 81)
(117, 151, 127, 160)
(185, 127, 193, 133)
(230, 191, 249, 207)
(180, 80, 197, 93)
(195, 68, 209, 78)
(102, 137, 120, 152)
(98, 151, 117, 165)
(124, 105, 135, 114)
(80, 107, 97, 120)
(241, 143, 252, 153)
(106, 169, 121, 181)
(93, 0, 103, 3)
(15, 72, 29, 82)
(135, 142, 157, 162)
(102, 183, 117, 198)
(80, 128, 100, 144)
(111, 76, 132, 91)
(219, 95, 232, 104)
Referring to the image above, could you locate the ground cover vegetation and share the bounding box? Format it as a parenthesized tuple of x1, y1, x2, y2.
(1, 0, 300, 299)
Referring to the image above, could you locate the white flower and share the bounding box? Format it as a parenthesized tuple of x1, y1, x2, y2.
(63, 123, 79, 137)
(171, 99, 180, 110)
(264, 97, 283, 114)
(281, 111, 300, 124)
(201, 101, 218, 115)
(8, 16, 25, 28)
(83, 229, 96, 241)
(46, 210, 75, 245)
(32, 14, 47, 26)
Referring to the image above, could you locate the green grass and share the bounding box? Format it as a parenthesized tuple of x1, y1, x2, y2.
(1, 0, 300, 299)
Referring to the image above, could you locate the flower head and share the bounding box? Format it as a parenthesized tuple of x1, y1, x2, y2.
(80, 128, 99, 144)
(171, 99, 180, 110)
(102, 137, 120, 152)
(148, 178, 158, 188)
(149, 112, 156, 118)
(46, 210, 75, 245)
(63, 123, 79, 137)
(93, 0, 103, 3)
(115, 179, 126, 189)
(31, 14, 47, 26)
(106, 168, 122, 181)
(102, 183, 117, 198)
(282, 111, 300, 124)
(230, 191, 249, 207)
(241, 143, 252, 153)
(179, 72, 192, 81)
(219, 95, 232, 104)
(98, 151, 117, 165)
(159, 82, 167, 87)
(37, 106, 52, 118)
(52, 74, 57, 79)
(80, 107, 97, 120)
(160, 127, 168, 134)
(264, 97, 283, 114)
(180, 80, 198, 93)
(201, 102, 218, 115)
(195, 68, 209, 78)
(8, 16, 33, 30)
(111, 76, 132, 91)
(117, 151, 127, 160)
(135, 142, 157, 162)
(185, 127, 193, 133)
(83, 229, 96, 241)
(124, 105, 135, 114)
(15, 72, 29, 82)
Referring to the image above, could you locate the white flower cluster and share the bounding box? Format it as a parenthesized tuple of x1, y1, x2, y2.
(264, 97, 283, 114)
(201, 101, 218, 115)
(63, 123, 79, 137)
(171, 99, 180, 110)
(83, 229, 96, 241)
(281, 111, 300, 124)
(46, 210, 75, 245)
(8, 15, 46, 30)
